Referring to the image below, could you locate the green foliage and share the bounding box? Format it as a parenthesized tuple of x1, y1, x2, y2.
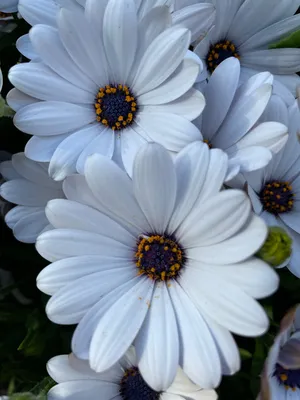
(269, 29, 300, 49)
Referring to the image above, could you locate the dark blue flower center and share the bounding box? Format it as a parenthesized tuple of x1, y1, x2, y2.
(135, 235, 184, 281)
(95, 84, 137, 131)
(120, 367, 160, 400)
(273, 363, 300, 391)
(206, 39, 240, 73)
(260, 180, 294, 214)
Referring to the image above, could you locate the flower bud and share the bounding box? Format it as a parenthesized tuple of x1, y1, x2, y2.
(256, 226, 292, 267)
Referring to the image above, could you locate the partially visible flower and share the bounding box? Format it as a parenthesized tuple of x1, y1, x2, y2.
(194, 57, 288, 180)
(0, 152, 64, 243)
(256, 227, 292, 268)
(244, 100, 300, 277)
(9, 0, 205, 180)
(47, 348, 218, 400)
(260, 305, 300, 400)
(0, 0, 18, 12)
(194, 0, 300, 95)
(37, 142, 278, 390)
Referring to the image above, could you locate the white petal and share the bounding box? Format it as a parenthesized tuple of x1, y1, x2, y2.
(0, 160, 21, 180)
(76, 128, 114, 175)
(135, 283, 179, 391)
(132, 27, 190, 95)
(36, 229, 132, 262)
(16, 34, 37, 60)
(168, 282, 221, 388)
(213, 84, 272, 148)
(187, 214, 268, 264)
(58, 8, 108, 86)
(48, 381, 119, 400)
(177, 190, 251, 248)
(85, 154, 151, 235)
(45, 267, 135, 324)
(242, 49, 300, 75)
(46, 199, 135, 245)
(120, 126, 148, 177)
(180, 265, 270, 337)
(103, 0, 137, 84)
(30, 25, 96, 92)
(37, 255, 133, 296)
(172, 3, 216, 43)
(0, 179, 63, 206)
(47, 354, 100, 382)
(235, 122, 288, 154)
(228, 146, 272, 174)
(5, 206, 41, 229)
(133, 143, 176, 233)
(142, 89, 205, 121)
(49, 125, 100, 180)
(25, 134, 70, 163)
(72, 277, 141, 360)
(18, 0, 58, 26)
(9, 63, 93, 103)
(15, 102, 95, 136)
(6, 88, 38, 112)
(135, 112, 201, 152)
(12, 210, 49, 243)
(138, 58, 200, 105)
(201, 57, 240, 141)
(168, 141, 210, 232)
(90, 277, 154, 372)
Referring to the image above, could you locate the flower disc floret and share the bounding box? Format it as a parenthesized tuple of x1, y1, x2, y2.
(120, 367, 160, 400)
(95, 84, 137, 131)
(206, 40, 240, 73)
(274, 363, 300, 392)
(260, 181, 294, 214)
(135, 235, 184, 281)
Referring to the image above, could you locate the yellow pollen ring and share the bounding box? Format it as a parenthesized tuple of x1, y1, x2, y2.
(135, 235, 183, 282)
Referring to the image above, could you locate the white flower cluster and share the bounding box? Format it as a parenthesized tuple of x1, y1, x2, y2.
(1, 0, 300, 399)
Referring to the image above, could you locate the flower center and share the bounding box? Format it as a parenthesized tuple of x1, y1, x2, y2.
(206, 39, 240, 73)
(203, 139, 212, 149)
(0, 12, 11, 18)
(95, 84, 137, 131)
(119, 367, 160, 400)
(274, 363, 300, 391)
(135, 235, 184, 281)
(260, 180, 294, 214)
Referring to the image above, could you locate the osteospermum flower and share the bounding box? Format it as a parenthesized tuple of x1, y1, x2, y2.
(0, 152, 64, 243)
(9, 0, 205, 180)
(0, 0, 18, 12)
(47, 348, 218, 400)
(36, 142, 278, 390)
(260, 305, 300, 399)
(244, 99, 300, 277)
(195, 0, 300, 94)
(194, 57, 288, 180)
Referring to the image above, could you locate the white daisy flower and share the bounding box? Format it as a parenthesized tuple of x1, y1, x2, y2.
(194, 57, 288, 180)
(0, 152, 64, 243)
(47, 348, 218, 400)
(0, 0, 18, 12)
(9, 0, 205, 181)
(260, 305, 300, 399)
(194, 0, 300, 95)
(36, 142, 278, 390)
(244, 99, 300, 278)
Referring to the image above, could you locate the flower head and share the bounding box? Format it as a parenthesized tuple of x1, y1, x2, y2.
(36, 142, 278, 390)
(194, 0, 300, 94)
(244, 99, 300, 277)
(9, 0, 205, 180)
(260, 305, 300, 399)
(47, 348, 218, 400)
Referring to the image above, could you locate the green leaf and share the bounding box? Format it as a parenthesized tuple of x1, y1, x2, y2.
(239, 348, 253, 360)
(269, 29, 300, 49)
